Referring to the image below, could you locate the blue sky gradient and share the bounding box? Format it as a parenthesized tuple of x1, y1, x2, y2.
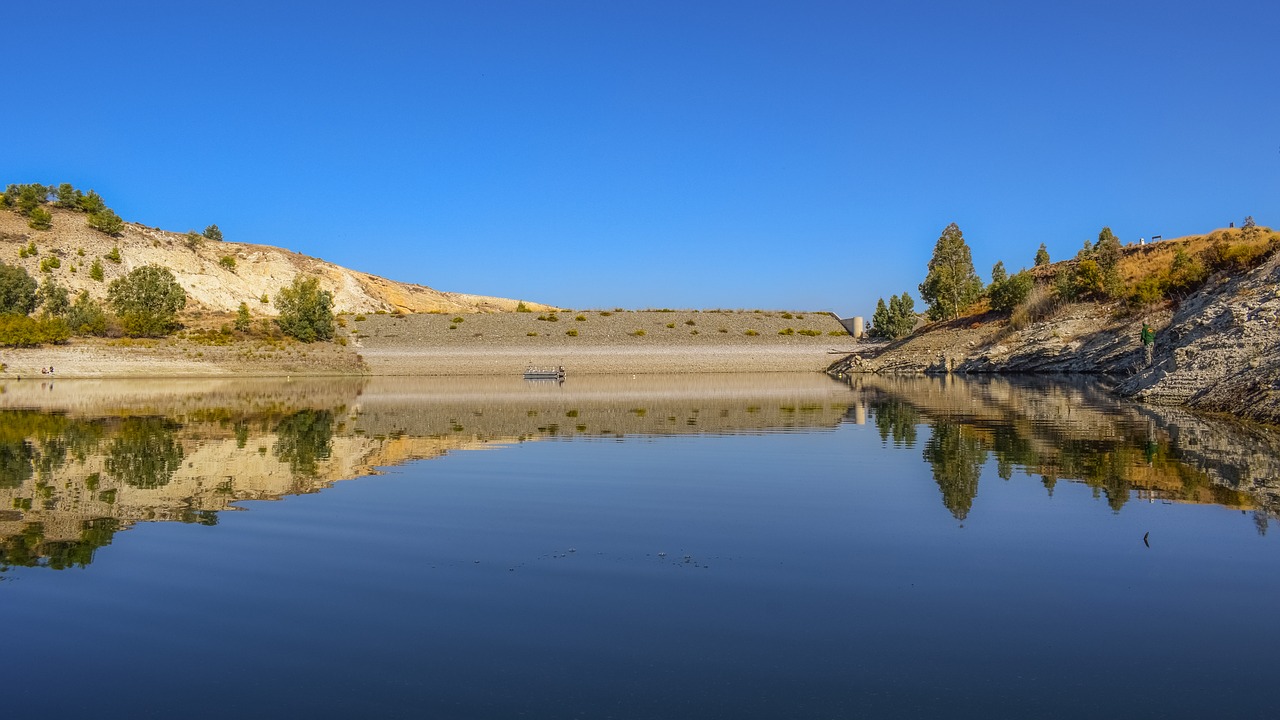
(5, 1, 1276, 316)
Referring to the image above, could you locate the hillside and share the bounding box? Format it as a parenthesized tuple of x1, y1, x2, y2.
(0, 204, 554, 318)
(831, 226, 1280, 424)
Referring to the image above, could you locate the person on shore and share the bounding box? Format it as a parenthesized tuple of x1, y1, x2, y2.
(1141, 323, 1155, 365)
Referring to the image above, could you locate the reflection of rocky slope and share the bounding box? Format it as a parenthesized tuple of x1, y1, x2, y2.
(849, 375, 1280, 522)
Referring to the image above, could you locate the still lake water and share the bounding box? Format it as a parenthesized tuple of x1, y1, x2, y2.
(2, 374, 1278, 719)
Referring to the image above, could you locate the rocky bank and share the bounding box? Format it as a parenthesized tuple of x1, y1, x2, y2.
(831, 239, 1280, 425)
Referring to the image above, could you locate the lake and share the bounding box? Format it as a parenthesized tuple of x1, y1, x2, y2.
(2, 374, 1277, 719)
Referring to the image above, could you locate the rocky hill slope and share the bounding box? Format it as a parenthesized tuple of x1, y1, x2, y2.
(0, 206, 553, 317)
(831, 227, 1280, 425)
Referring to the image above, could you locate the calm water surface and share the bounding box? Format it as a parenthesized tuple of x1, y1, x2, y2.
(1, 375, 1277, 719)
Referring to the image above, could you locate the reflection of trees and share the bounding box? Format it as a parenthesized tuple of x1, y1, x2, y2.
(922, 422, 987, 520)
(0, 518, 118, 570)
(0, 440, 35, 489)
(274, 410, 334, 478)
(106, 417, 184, 489)
(872, 400, 920, 448)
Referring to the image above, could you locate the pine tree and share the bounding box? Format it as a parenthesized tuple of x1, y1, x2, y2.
(919, 223, 983, 321)
(1034, 243, 1050, 266)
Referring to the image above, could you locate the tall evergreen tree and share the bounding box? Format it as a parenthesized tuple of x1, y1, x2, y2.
(919, 223, 983, 321)
(1034, 243, 1050, 266)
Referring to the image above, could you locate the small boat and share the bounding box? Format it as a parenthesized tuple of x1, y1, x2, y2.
(523, 365, 566, 380)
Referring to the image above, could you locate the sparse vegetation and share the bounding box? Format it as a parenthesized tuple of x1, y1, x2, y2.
(0, 262, 39, 315)
(744, 329, 759, 336)
(87, 209, 124, 236)
(235, 302, 252, 332)
(105, 247, 121, 264)
(108, 265, 187, 337)
(66, 291, 109, 336)
(274, 275, 335, 343)
(219, 255, 237, 270)
(27, 207, 52, 230)
(870, 292, 916, 339)
(515, 301, 531, 312)
(0, 314, 70, 347)
(566, 329, 578, 337)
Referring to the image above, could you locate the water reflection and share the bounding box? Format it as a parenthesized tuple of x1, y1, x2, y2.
(853, 374, 1280, 524)
(0, 375, 854, 570)
(1, 373, 1277, 571)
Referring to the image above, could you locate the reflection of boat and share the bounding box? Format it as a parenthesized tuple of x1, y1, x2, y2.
(524, 366, 566, 380)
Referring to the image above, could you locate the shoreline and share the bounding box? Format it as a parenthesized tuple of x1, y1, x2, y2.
(0, 342, 857, 379)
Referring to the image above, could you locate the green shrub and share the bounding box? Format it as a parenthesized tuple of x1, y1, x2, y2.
(0, 262, 39, 315)
(39, 256, 61, 273)
(77, 190, 106, 214)
(575, 315, 587, 321)
(599, 311, 612, 317)
(666, 322, 676, 329)
(0, 315, 70, 347)
(515, 301, 531, 312)
(66, 291, 109, 336)
(451, 316, 464, 323)
(27, 207, 52, 230)
(537, 314, 559, 321)
(744, 329, 759, 336)
(108, 265, 187, 337)
(260, 293, 269, 304)
(1165, 249, 1207, 294)
(274, 275, 335, 342)
(235, 302, 252, 332)
(778, 327, 794, 335)
(219, 255, 236, 270)
(870, 293, 917, 339)
(566, 329, 578, 337)
(55, 184, 82, 209)
(184, 231, 204, 250)
(630, 329, 645, 336)
(797, 329, 822, 336)
(781, 312, 794, 319)
(203, 224, 223, 242)
(684, 319, 695, 326)
(527, 331, 538, 336)
(37, 273, 69, 316)
(988, 271, 1034, 313)
(105, 247, 122, 264)
(354, 314, 366, 321)
(87, 210, 124, 236)
(89, 259, 104, 282)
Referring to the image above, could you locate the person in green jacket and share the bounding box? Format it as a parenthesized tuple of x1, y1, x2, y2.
(1141, 323, 1155, 364)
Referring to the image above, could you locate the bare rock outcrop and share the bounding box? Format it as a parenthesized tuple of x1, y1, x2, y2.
(1117, 250, 1280, 422)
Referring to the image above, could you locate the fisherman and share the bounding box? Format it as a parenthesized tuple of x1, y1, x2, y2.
(1141, 322, 1156, 365)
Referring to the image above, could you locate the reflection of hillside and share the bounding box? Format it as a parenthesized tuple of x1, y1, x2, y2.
(1, 375, 856, 571)
(348, 375, 854, 441)
(850, 375, 1280, 523)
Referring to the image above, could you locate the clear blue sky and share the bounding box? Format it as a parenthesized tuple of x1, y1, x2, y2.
(5, 1, 1276, 317)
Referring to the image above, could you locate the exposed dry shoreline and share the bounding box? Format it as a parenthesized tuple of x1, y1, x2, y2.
(0, 310, 856, 378)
